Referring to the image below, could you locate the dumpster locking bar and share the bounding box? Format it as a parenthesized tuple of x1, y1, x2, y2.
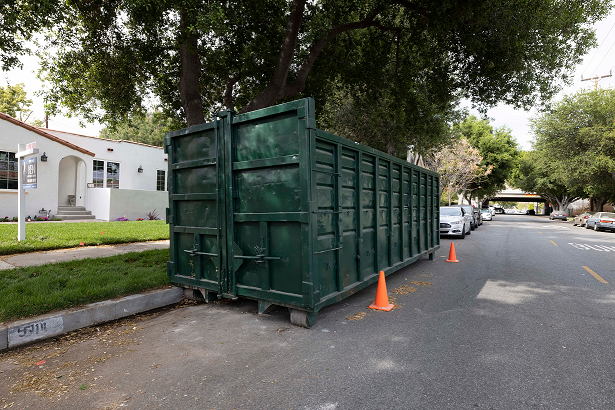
(184, 249, 218, 257)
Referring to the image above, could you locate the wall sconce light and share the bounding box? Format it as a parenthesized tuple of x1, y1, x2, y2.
(138, 165, 143, 173)
(41, 152, 48, 162)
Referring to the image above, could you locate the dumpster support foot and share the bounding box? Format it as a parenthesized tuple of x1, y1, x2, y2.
(290, 309, 318, 328)
(258, 301, 277, 315)
(183, 288, 203, 301)
(429, 252, 435, 261)
(203, 291, 219, 303)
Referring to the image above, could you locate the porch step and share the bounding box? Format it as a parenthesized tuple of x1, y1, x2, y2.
(55, 206, 96, 220)
(55, 214, 97, 220)
(56, 210, 92, 216)
(57, 206, 86, 212)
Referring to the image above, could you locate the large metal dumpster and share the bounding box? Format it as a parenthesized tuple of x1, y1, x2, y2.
(165, 98, 440, 327)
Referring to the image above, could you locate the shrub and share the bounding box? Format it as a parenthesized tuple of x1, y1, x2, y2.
(116, 217, 129, 221)
(136, 218, 144, 221)
(146, 209, 160, 220)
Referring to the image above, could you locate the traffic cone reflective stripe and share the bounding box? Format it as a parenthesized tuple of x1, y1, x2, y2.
(446, 242, 459, 263)
(368, 271, 394, 311)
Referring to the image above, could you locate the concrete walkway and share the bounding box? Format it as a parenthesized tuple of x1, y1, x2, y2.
(0, 240, 170, 270)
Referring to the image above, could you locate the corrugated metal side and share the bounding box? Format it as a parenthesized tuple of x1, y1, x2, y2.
(310, 129, 439, 310)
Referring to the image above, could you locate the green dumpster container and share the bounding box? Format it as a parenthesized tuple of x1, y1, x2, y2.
(165, 98, 440, 327)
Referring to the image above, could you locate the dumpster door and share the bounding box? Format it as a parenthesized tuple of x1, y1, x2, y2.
(166, 120, 229, 296)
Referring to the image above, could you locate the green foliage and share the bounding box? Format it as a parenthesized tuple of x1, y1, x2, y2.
(454, 116, 520, 199)
(0, 0, 64, 70)
(511, 150, 583, 210)
(0, 83, 32, 120)
(99, 111, 179, 147)
(0, 249, 169, 322)
(36, 0, 611, 146)
(530, 89, 615, 206)
(0, 220, 168, 256)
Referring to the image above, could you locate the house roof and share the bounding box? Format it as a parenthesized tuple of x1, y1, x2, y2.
(43, 128, 165, 150)
(0, 112, 96, 157)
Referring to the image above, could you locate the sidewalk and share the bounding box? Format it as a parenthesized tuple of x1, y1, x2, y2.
(0, 239, 183, 351)
(0, 240, 170, 270)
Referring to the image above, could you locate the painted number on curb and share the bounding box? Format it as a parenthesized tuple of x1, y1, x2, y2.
(568, 243, 615, 252)
(8, 316, 64, 347)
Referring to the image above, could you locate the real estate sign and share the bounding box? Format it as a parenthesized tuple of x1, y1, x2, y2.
(22, 156, 37, 189)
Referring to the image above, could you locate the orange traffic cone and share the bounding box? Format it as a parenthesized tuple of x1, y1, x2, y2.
(446, 242, 459, 263)
(368, 271, 394, 311)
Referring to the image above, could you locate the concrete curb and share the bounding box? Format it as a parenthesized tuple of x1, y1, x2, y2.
(1, 287, 183, 351)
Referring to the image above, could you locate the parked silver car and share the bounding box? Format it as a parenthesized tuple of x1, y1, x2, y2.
(440, 206, 471, 239)
(585, 212, 615, 232)
(455, 205, 478, 230)
(549, 210, 567, 220)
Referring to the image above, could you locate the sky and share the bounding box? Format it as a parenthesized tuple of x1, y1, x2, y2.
(2, 8, 615, 145)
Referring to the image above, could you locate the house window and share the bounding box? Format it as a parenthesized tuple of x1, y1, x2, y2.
(92, 160, 104, 188)
(106, 162, 120, 188)
(0, 151, 18, 190)
(156, 170, 165, 191)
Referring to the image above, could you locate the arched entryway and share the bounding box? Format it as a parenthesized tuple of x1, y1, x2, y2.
(58, 156, 86, 207)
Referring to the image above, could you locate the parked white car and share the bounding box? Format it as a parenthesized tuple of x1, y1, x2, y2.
(480, 208, 492, 221)
(440, 206, 471, 239)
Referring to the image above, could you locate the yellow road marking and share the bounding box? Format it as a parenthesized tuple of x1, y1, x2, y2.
(583, 266, 608, 284)
(550, 240, 558, 246)
(538, 231, 542, 234)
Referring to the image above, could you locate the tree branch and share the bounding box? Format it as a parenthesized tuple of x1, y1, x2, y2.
(224, 74, 241, 110)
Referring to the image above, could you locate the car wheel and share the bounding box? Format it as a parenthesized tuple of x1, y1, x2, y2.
(594, 223, 601, 232)
(586, 222, 591, 229)
(470, 224, 475, 231)
(459, 226, 466, 239)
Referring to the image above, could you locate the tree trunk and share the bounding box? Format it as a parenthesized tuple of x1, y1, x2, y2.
(179, 10, 205, 127)
(595, 196, 607, 212)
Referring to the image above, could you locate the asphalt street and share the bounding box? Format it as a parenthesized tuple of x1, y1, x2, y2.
(2, 214, 615, 409)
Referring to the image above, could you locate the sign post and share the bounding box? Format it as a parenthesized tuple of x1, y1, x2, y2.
(17, 142, 39, 241)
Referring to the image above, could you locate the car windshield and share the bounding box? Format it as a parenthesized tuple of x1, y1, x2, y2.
(440, 207, 462, 216)
(600, 212, 615, 219)
(480, 209, 489, 213)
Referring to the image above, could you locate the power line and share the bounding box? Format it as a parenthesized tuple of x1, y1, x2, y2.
(582, 19, 615, 76)
(591, 38, 615, 76)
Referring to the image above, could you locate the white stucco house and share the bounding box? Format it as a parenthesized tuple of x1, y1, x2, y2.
(0, 112, 169, 221)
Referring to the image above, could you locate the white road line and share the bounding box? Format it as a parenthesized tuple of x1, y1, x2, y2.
(568, 243, 615, 252)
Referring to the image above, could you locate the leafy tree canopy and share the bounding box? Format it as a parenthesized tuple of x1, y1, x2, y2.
(24, 0, 613, 156)
(99, 111, 179, 147)
(454, 115, 520, 200)
(0, 83, 35, 122)
(0, 0, 64, 70)
(511, 150, 583, 211)
(529, 89, 615, 209)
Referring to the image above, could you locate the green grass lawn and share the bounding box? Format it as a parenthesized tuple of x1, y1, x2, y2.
(0, 249, 170, 323)
(0, 220, 169, 256)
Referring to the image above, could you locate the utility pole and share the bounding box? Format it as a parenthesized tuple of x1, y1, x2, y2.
(579, 71, 611, 212)
(581, 70, 612, 91)
(45, 114, 49, 128)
